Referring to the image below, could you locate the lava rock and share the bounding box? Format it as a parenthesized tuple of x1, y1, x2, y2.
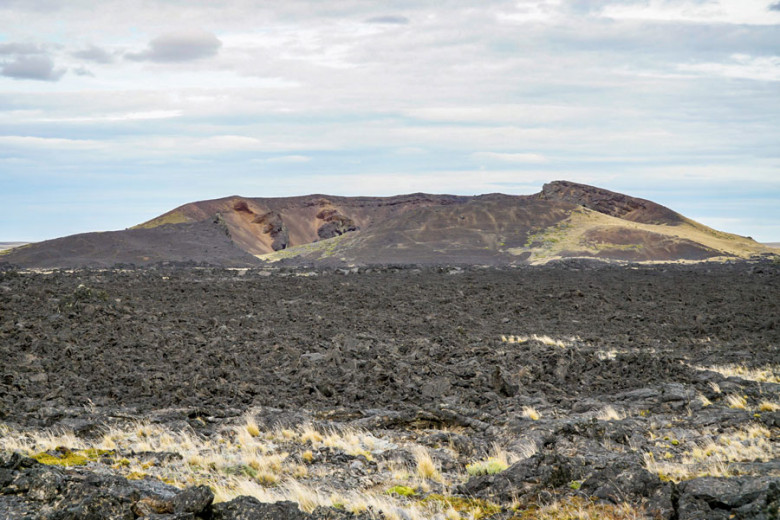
(677, 476, 779, 519)
(211, 497, 310, 519)
(172, 485, 213, 514)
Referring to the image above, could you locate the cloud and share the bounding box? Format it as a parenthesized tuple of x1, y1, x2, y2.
(365, 15, 409, 25)
(0, 135, 102, 150)
(678, 54, 780, 82)
(126, 29, 222, 62)
(72, 66, 94, 77)
(0, 42, 47, 55)
(771, 2, 780, 11)
(34, 110, 182, 123)
(471, 152, 548, 164)
(599, 0, 780, 26)
(264, 155, 312, 163)
(1, 55, 65, 81)
(73, 44, 114, 64)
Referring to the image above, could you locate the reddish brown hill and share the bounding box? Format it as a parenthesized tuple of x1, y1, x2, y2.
(136, 193, 470, 256)
(2, 181, 774, 268)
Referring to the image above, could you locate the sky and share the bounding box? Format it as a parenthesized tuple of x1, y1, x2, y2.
(1, 0, 779, 242)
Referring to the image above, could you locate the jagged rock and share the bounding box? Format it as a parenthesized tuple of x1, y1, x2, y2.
(49, 492, 132, 520)
(211, 497, 310, 519)
(253, 212, 289, 251)
(677, 476, 779, 520)
(172, 485, 213, 514)
(580, 459, 673, 518)
(316, 209, 358, 239)
(458, 452, 584, 502)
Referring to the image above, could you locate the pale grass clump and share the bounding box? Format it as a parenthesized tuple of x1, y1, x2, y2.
(319, 426, 377, 459)
(515, 440, 538, 460)
(700, 364, 780, 383)
(235, 425, 264, 451)
(522, 406, 541, 421)
(501, 334, 573, 348)
(212, 478, 430, 520)
(299, 424, 324, 444)
(466, 443, 518, 476)
(725, 394, 748, 410)
(244, 415, 261, 438)
(697, 394, 713, 407)
(412, 446, 442, 482)
(644, 425, 776, 482)
(0, 429, 86, 454)
(0, 432, 32, 453)
(759, 401, 779, 412)
(596, 349, 621, 361)
(283, 480, 326, 513)
(525, 496, 648, 520)
(32, 430, 85, 452)
(597, 406, 625, 421)
(444, 507, 460, 520)
(501, 335, 529, 344)
(263, 423, 378, 459)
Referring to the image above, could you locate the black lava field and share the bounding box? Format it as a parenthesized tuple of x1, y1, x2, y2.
(0, 262, 778, 520)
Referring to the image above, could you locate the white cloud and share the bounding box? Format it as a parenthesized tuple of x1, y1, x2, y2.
(34, 110, 183, 122)
(1, 55, 65, 81)
(600, 0, 780, 26)
(471, 152, 548, 163)
(263, 155, 312, 163)
(126, 29, 222, 62)
(407, 105, 594, 125)
(0, 135, 103, 150)
(678, 54, 780, 82)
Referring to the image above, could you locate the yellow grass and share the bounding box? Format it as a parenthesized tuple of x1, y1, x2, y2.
(725, 394, 748, 410)
(700, 364, 780, 383)
(643, 425, 776, 482)
(412, 446, 442, 482)
(466, 443, 519, 476)
(597, 406, 625, 421)
(515, 496, 649, 519)
(501, 334, 574, 347)
(522, 406, 541, 421)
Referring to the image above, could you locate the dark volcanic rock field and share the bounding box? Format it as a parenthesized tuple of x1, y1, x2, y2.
(0, 262, 778, 519)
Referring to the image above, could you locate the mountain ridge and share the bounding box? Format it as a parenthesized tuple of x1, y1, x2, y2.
(3, 181, 775, 268)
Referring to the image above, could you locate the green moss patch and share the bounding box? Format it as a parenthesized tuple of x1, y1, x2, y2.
(32, 451, 90, 467)
(387, 485, 416, 497)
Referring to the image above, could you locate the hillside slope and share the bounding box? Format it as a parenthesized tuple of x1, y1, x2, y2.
(2, 181, 774, 268)
(2, 217, 261, 268)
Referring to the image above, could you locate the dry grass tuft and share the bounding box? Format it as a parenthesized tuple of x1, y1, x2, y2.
(522, 406, 541, 421)
(412, 446, 442, 482)
(515, 496, 648, 519)
(644, 425, 776, 482)
(700, 364, 780, 383)
(759, 401, 779, 412)
(244, 415, 261, 438)
(597, 406, 625, 421)
(501, 334, 576, 347)
(725, 394, 748, 410)
(466, 443, 518, 476)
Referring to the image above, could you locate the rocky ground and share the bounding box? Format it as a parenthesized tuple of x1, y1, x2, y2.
(0, 261, 778, 519)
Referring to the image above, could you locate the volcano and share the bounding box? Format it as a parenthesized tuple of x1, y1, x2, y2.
(2, 181, 774, 268)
